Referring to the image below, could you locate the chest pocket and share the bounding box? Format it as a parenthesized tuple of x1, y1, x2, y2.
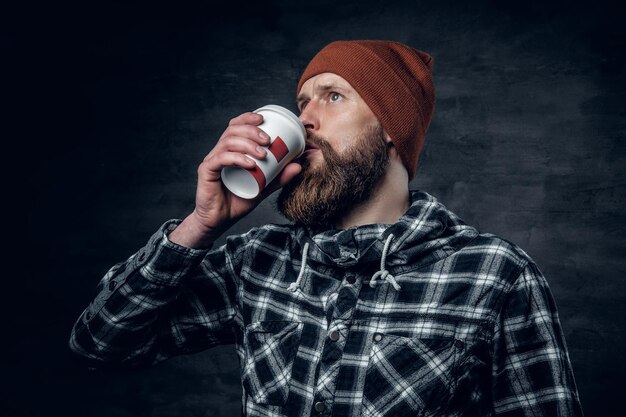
(241, 320, 304, 406)
(362, 334, 464, 417)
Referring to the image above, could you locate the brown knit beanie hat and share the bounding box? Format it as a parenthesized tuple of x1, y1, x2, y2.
(297, 40, 435, 179)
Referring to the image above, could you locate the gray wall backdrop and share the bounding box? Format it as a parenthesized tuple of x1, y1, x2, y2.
(8, 0, 625, 416)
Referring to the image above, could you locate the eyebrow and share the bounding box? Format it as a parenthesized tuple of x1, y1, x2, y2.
(296, 84, 347, 108)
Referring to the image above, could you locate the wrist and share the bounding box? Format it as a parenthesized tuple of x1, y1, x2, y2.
(168, 214, 217, 249)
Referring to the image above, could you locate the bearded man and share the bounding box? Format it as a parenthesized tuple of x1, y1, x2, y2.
(69, 40, 584, 417)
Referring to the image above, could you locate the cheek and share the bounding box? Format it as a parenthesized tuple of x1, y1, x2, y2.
(323, 107, 378, 151)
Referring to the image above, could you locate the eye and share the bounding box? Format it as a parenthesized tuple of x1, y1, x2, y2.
(299, 101, 308, 112)
(330, 92, 342, 102)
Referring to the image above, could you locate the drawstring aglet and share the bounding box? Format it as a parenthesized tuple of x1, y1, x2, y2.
(289, 242, 310, 292)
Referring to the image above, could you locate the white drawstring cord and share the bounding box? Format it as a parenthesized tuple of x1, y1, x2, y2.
(288, 242, 309, 292)
(369, 234, 401, 291)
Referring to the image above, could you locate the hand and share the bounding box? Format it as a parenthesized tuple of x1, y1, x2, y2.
(172, 112, 302, 247)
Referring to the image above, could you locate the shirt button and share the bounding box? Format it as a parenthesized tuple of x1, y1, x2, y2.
(329, 330, 340, 341)
(346, 275, 356, 284)
(314, 401, 326, 412)
(108, 281, 117, 291)
(373, 333, 383, 342)
(454, 339, 465, 349)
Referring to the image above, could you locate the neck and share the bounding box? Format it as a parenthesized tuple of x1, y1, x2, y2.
(336, 159, 410, 229)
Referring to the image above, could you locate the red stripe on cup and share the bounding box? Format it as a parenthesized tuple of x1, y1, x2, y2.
(268, 135, 289, 162)
(247, 164, 266, 194)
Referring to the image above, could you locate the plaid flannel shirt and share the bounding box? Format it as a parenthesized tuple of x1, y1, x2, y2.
(69, 190, 584, 417)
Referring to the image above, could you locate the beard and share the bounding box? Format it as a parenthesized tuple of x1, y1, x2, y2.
(276, 123, 389, 228)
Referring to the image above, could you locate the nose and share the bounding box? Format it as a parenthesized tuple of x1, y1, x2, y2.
(298, 102, 319, 132)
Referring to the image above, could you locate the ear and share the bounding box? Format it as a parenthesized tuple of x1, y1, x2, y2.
(383, 130, 403, 163)
(383, 131, 397, 154)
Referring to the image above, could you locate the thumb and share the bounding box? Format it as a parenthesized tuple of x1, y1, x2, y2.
(277, 162, 302, 187)
(261, 162, 302, 197)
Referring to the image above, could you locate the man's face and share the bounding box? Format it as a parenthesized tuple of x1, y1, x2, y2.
(295, 72, 384, 164)
(276, 73, 390, 227)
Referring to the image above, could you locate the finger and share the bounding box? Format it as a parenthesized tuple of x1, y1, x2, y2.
(228, 112, 264, 127)
(201, 152, 257, 177)
(212, 137, 268, 160)
(220, 124, 271, 146)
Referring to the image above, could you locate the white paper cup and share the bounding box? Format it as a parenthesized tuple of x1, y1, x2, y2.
(221, 105, 306, 199)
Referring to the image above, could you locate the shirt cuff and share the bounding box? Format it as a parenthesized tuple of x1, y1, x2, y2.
(137, 219, 211, 286)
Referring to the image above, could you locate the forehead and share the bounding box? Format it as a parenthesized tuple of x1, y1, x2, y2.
(297, 73, 355, 98)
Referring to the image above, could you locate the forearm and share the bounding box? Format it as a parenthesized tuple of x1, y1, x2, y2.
(68, 220, 210, 368)
(69, 272, 175, 367)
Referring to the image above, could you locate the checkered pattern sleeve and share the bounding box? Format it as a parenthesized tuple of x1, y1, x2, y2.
(491, 260, 584, 416)
(68, 219, 249, 369)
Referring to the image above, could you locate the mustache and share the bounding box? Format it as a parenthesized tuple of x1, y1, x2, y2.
(296, 132, 335, 165)
(305, 132, 330, 149)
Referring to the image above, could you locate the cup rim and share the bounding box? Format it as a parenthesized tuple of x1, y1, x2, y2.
(253, 104, 306, 140)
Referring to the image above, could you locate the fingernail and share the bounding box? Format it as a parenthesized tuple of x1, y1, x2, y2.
(259, 131, 270, 140)
(256, 146, 266, 156)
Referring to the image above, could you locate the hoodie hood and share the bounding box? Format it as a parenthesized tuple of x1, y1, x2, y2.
(293, 190, 480, 276)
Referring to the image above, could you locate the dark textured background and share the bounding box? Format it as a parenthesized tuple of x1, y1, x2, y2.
(6, 0, 625, 416)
